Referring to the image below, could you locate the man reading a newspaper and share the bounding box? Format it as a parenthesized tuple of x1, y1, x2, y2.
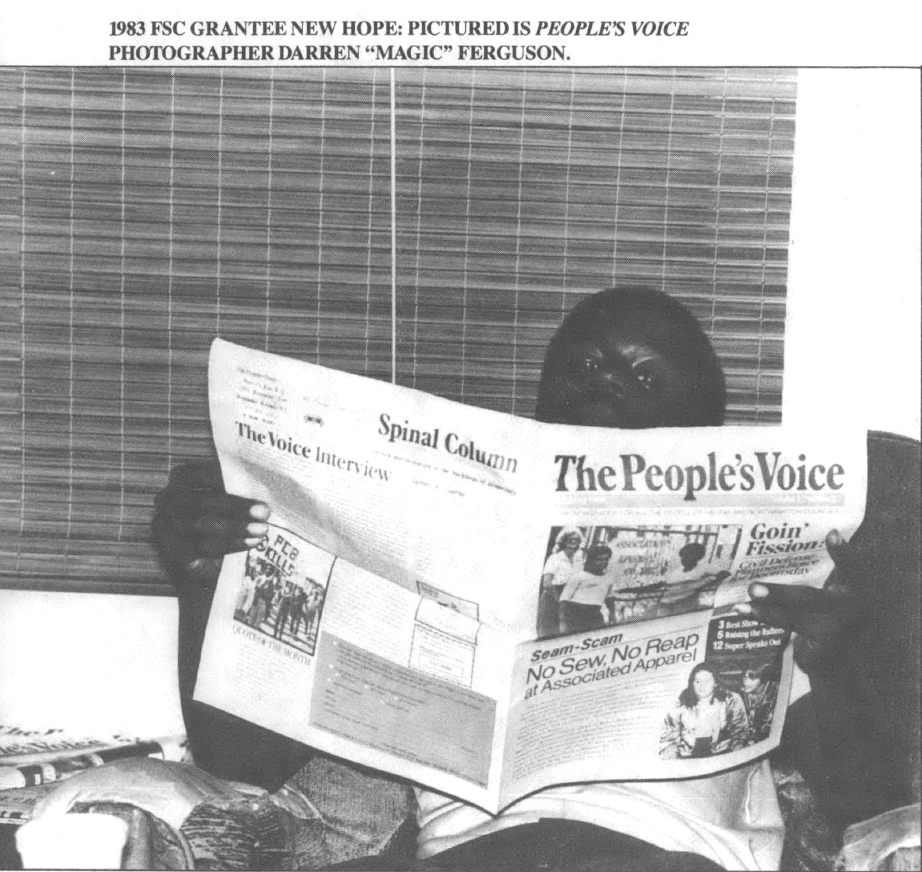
(34, 287, 919, 870)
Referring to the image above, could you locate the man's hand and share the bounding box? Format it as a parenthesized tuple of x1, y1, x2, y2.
(30, 759, 266, 831)
(152, 459, 270, 590)
(734, 530, 864, 672)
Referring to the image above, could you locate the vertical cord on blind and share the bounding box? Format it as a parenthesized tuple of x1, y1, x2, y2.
(409, 67, 426, 390)
(166, 71, 176, 463)
(16, 68, 27, 574)
(66, 70, 75, 546)
(754, 72, 779, 423)
(264, 70, 275, 352)
(215, 71, 225, 336)
(610, 69, 627, 289)
(363, 71, 378, 378)
(709, 71, 729, 338)
(117, 70, 127, 544)
(459, 70, 476, 402)
(560, 70, 576, 321)
(315, 68, 327, 364)
(661, 75, 676, 292)
(509, 74, 528, 416)
(390, 67, 397, 385)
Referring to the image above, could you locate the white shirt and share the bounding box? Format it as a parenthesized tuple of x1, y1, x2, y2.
(416, 761, 784, 870)
(560, 569, 613, 607)
(541, 549, 583, 590)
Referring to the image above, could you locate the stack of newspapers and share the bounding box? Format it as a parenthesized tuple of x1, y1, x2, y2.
(0, 725, 186, 804)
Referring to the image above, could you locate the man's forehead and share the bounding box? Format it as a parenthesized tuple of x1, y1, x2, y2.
(566, 303, 684, 347)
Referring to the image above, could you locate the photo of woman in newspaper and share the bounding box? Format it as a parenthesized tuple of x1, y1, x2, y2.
(536, 526, 585, 637)
(231, 525, 331, 656)
(537, 524, 740, 637)
(659, 662, 749, 759)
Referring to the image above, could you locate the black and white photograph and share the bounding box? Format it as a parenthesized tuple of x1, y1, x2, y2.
(0, 9, 919, 869)
(538, 522, 741, 637)
(232, 525, 330, 656)
(659, 652, 783, 761)
(659, 661, 750, 760)
(659, 660, 763, 760)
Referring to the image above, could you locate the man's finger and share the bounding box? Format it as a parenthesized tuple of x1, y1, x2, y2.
(735, 601, 796, 632)
(158, 489, 260, 522)
(748, 582, 860, 619)
(247, 503, 271, 522)
(157, 498, 269, 549)
(747, 582, 824, 611)
(824, 528, 862, 585)
(742, 600, 846, 641)
(792, 633, 837, 670)
(734, 583, 861, 636)
(163, 462, 270, 522)
(188, 509, 257, 541)
(191, 536, 253, 559)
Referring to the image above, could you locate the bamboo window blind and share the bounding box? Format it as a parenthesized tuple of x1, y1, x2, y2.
(0, 67, 797, 595)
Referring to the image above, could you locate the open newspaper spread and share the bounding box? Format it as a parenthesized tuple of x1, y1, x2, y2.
(195, 338, 867, 814)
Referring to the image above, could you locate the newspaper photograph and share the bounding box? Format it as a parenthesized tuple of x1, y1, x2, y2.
(195, 337, 867, 813)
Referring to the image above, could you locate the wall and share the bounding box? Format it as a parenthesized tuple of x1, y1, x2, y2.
(784, 69, 921, 438)
(0, 590, 184, 735)
(0, 67, 918, 736)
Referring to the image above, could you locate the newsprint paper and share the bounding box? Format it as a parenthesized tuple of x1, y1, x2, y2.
(195, 338, 867, 814)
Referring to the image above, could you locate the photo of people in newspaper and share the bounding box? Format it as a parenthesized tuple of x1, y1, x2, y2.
(740, 662, 781, 744)
(537, 524, 741, 638)
(658, 600, 785, 764)
(658, 657, 781, 759)
(659, 662, 749, 759)
(232, 525, 331, 656)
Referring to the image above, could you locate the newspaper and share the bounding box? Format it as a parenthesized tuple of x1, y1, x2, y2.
(195, 338, 867, 814)
(0, 726, 187, 792)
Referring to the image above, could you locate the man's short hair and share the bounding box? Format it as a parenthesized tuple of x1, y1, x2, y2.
(536, 286, 726, 427)
(679, 541, 707, 562)
(586, 545, 613, 561)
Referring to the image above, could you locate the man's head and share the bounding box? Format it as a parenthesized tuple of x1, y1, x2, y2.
(247, 555, 273, 583)
(742, 662, 773, 693)
(679, 541, 707, 570)
(584, 545, 613, 575)
(535, 287, 725, 429)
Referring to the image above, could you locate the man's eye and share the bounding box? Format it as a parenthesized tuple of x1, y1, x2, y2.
(635, 370, 657, 391)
